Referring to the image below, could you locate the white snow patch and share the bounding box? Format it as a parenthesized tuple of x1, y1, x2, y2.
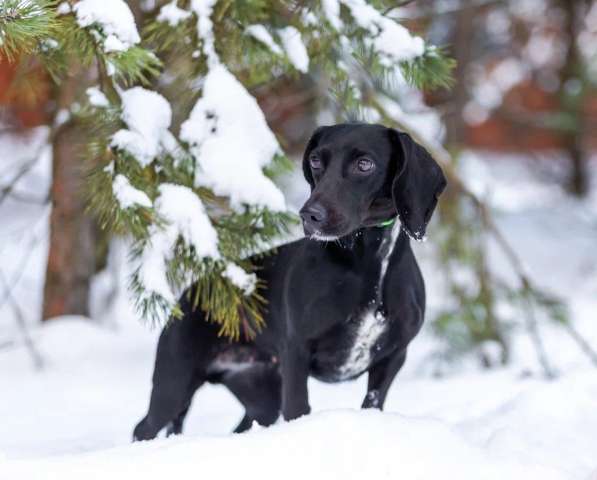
(86, 86, 109, 108)
(112, 174, 152, 209)
(342, 0, 425, 65)
(246, 24, 283, 55)
(222, 263, 257, 296)
(157, 1, 191, 27)
(190, 0, 218, 65)
(137, 184, 219, 303)
(322, 0, 343, 30)
(111, 87, 172, 167)
(278, 26, 309, 73)
(180, 65, 286, 211)
(56, 1, 71, 15)
(54, 109, 70, 126)
(74, 0, 141, 53)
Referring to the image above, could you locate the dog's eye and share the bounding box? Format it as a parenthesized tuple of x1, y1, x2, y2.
(356, 157, 374, 173)
(309, 155, 322, 169)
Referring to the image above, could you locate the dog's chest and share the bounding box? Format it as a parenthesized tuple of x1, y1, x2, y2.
(337, 309, 388, 380)
(311, 307, 388, 382)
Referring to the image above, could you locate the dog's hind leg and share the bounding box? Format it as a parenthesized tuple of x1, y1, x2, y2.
(133, 344, 205, 441)
(220, 364, 281, 433)
(133, 302, 220, 441)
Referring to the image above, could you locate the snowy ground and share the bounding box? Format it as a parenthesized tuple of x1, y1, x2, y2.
(1, 136, 597, 479)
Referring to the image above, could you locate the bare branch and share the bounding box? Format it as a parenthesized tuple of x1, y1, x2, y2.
(0, 157, 41, 205)
(561, 322, 597, 368)
(0, 268, 44, 369)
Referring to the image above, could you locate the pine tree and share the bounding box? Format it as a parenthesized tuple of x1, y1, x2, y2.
(1, 0, 453, 338)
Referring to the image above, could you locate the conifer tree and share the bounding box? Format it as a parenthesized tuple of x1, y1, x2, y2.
(1, 0, 453, 338)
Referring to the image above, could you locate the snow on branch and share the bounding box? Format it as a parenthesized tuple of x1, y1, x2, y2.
(190, 0, 218, 65)
(112, 174, 152, 210)
(222, 263, 257, 296)
(157, 1, 191, 27)
(278, 26, 309, 73)
(138, 184, 220, 305)
(180, 65, 286, 212)
(111, 87, 173, 167)
(341, 0, 425, 65)
(245, 25, 283, 56)
(74, 0, 140, 53)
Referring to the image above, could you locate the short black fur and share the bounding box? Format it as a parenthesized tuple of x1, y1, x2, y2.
(133, 123, 446, 439)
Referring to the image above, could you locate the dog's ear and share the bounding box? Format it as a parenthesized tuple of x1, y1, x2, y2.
(302, 126, 329, 189)
(389, 128, 447, 240)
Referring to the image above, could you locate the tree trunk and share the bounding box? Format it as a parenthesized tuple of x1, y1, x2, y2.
(560, 0, 588, 197)
(42, 76, 97, 321)
(443, 2, 475, 148)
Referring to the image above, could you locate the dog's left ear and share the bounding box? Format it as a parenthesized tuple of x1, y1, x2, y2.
(388, 128, 447, 240)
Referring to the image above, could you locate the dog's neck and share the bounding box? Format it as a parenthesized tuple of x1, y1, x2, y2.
(329, 217, 401, 252)
(323, 221, 402, 313)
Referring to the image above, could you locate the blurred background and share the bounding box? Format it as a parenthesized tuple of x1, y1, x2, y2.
(1, 0, 596, 475)
(2, 0, 595, 366)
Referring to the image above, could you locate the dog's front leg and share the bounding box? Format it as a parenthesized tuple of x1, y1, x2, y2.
(280, 343, 311, 421)
(362, 349, 407, 409)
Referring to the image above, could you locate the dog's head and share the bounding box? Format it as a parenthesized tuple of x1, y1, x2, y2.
(300, 123, 446, 241)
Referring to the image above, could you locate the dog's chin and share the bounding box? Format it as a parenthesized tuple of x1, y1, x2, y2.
(309, 232, 341, 242)
(303, 225, 354, 241)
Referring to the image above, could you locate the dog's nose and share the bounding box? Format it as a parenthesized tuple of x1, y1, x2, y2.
(300, 203, 327, 228)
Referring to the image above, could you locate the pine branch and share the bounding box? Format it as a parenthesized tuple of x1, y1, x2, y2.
(0, 0, 57, 61)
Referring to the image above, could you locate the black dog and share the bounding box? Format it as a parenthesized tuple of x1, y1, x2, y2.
(133, 123, 446, 440)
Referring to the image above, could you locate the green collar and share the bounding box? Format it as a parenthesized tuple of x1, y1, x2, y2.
(377, 218, 395, 228)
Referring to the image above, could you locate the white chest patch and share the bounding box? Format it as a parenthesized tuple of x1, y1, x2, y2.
(337, 309, 387, 380)
(336, 222, 400, 381)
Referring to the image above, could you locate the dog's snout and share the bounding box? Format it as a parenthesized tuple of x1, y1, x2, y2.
(300, 203, 327, 229)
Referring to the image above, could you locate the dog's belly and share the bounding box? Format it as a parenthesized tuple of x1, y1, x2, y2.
(310, 309, 387, 382)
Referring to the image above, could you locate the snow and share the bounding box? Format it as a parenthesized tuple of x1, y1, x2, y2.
(86, 86, 109, 108)
(190, 0, 218, 65)
(111, 87, 173, 167)
(342, 0, 425, 65)
(322, 0, 343, 30)
(180, 65, 286, 211)
(137, 183, 219, 304)
(222, 263, 257, 296)
(112, 174, 152, 209)
(2, 130, 597, 480)
(246, 24, 283, 55)
(2, 302, 597, 479)
(278, 26, 309, 73)
(74, 0, 140, 53)
(56, 2, 71, 15)
(157, 1, 191, 27)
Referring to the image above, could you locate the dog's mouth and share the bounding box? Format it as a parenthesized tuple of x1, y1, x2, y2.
(300, 201, 352, 240)
(302, 222, 351, 241)
(308, 231, 341, 242)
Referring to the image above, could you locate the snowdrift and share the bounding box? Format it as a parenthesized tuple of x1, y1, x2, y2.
(1, 409, 568, 480)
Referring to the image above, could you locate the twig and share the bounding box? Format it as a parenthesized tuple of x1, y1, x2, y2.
(0, 269, 44, 369)
(521, 289, 556, 378)
(0, 157, 42, 205)
(0, 125, 60, 207)
(3, 190, 50, 205)
(0, 228, 44, 309)
(561, 322, 597, 368)
(383, 0, 418, 15)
